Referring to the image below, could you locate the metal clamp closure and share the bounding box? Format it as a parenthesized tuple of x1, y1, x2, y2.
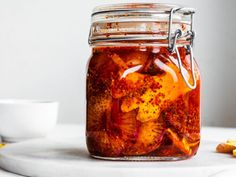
(175, 45, 197, 89)
(168, 8, 197, 89)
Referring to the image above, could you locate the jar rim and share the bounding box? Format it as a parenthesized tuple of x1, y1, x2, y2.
(91, 3, 195, 23)
(92, 3, 195, 14)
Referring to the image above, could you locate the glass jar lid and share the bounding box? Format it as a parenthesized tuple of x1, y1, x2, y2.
(89, 3, 195, 48)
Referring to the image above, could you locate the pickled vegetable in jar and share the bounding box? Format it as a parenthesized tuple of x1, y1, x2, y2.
(86, 3, 200, 161)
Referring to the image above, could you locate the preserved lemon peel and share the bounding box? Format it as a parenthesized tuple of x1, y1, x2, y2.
(115, 110, 138, 141)
(162, 93, 200, 144)
(123, 119, 164, 155)
(88, 131, 125, 157)
(166, 128, 192, 155)
(188, 140, 200, 148)
(125, 51, 149, 67)
(110, 53, 128, 70)
(121, 60, 191, 122)
(87, 94, 112, 131)
(88, 100, 137, 157)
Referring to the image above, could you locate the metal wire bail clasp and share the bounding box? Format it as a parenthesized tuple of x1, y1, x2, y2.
(175, 45, 197, 89)
(168, 7, 197, 90)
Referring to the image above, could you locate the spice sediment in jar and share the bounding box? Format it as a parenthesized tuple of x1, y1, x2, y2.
(86, 45, 200, 158)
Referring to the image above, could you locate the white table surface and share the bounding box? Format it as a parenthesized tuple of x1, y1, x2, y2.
(1, 124, 236, 177)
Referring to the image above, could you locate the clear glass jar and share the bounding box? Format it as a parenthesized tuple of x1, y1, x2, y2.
(86, 3, 200, 161)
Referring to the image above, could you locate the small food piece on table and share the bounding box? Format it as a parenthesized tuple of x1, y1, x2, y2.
(216, 139, 236, 156)
(233, 149, 236, 157)
(216, 143, 236, 153)
(226, 139, 236, 146)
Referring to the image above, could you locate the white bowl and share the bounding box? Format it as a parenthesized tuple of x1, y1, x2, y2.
(0, 99, 59, 142)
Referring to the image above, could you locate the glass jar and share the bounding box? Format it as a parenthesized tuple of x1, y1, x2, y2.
(86, 3, 200, 161)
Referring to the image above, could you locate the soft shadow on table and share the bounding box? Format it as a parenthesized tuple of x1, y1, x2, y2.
(0, 168, 22, 177)
(55, 148, 89, 160)
(24, 148, 90, 161)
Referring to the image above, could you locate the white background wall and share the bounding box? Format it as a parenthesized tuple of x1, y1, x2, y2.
(0, 0, 235, 126)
